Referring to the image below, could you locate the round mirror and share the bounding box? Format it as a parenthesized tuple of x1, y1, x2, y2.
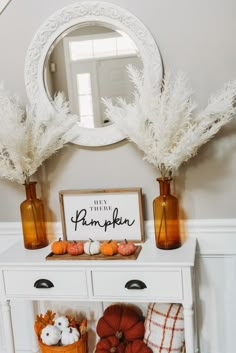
(25, 2, 162, 146)
(44, 22, 143, 129)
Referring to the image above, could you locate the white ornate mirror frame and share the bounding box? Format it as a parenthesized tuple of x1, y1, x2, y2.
(0, 0, 11, 14)
(24, 1, 162, 147)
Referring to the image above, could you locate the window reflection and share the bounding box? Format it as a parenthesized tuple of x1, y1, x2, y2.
(45, 25, 143, 129)
(77, 73, 94, 128)
(69, 34, 137, 61)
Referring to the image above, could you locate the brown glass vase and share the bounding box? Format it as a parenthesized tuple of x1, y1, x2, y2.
(20, 182, 48, 250)
(153, 178, 181, 250)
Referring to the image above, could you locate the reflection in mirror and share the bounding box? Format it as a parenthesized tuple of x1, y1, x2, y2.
(44, 23, 143, 129)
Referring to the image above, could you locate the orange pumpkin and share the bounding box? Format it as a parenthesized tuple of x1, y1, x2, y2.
(67, 241, 84, 256)
(100, 240, 118, 256)
(125, 340, 153, 353)
(96, 304, 145, 342)
(51, 238, 68, 255)
(118, 239, 137, 256)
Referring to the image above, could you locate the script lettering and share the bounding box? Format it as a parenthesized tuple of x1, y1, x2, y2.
(71, 208, 135, 232)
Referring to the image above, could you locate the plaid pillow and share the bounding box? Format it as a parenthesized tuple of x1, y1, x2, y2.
(144, 303, 185, 353)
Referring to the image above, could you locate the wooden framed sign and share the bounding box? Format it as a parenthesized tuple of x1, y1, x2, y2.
(59, 188, 145, 242)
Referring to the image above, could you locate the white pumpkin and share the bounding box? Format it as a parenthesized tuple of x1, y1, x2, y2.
(41, 325, 61, 346)
(54, 316, 69, 332)
(84, 239, 101, 255)
(61, 327, 80, 346)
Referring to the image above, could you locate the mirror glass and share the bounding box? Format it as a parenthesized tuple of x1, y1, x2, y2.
(44, 23, 143, 129)
(25, 2, 162, 146)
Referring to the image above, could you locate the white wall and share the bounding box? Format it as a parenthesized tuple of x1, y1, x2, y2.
(0, 0, 236, 222)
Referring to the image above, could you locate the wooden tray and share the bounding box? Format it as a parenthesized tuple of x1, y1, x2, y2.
(46, 245, 142, 261)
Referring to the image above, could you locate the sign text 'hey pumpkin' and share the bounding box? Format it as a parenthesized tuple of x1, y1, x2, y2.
(59, 188, 145, 242)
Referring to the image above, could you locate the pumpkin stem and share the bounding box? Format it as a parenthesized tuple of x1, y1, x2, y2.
(115, 330, 123, 341)
(124, 239, 128, 244)
(69, 327, 73, 333)
(110, 348, 117, 353)
(89, 238, 94, 242)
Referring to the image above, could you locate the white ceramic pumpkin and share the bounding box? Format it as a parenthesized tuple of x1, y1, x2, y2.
(54, 316, 69, 331)
(61, 327, 81, 345)
(41, 325, 61, 346)
(84, 239, 101, 255)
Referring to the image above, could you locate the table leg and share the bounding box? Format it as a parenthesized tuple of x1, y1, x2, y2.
(0, 300, 15, 353)
(183, 305, 195, 353)
(28, 301, 40, 353)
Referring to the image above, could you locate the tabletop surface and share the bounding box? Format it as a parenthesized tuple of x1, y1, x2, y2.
(0, 237, 196, 268)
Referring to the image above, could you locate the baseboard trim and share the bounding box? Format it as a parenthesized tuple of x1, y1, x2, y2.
(0, 219, 236, 255)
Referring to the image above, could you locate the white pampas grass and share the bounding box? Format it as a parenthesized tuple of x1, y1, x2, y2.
(103, 68, 236, 177)
(0, 85, 78, 184)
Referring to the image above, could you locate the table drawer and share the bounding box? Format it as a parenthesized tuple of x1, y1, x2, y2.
(92, 269, 183, 300)
(3, 270, 88, 298)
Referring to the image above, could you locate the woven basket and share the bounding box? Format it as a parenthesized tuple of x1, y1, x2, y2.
(38, 332, 88, 353)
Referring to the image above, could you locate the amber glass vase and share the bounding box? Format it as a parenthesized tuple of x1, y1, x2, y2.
(153, 178, 181, 250)
(20, 182, 48, 250)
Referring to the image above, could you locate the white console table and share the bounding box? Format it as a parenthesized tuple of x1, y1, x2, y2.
(0, 237, 197, 353)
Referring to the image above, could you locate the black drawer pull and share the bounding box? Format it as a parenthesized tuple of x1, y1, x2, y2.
(125, 279, 147, 290)
(34, 279, 54, 289)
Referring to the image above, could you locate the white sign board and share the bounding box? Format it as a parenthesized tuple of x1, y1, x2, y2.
(59, 188, 145, 242)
